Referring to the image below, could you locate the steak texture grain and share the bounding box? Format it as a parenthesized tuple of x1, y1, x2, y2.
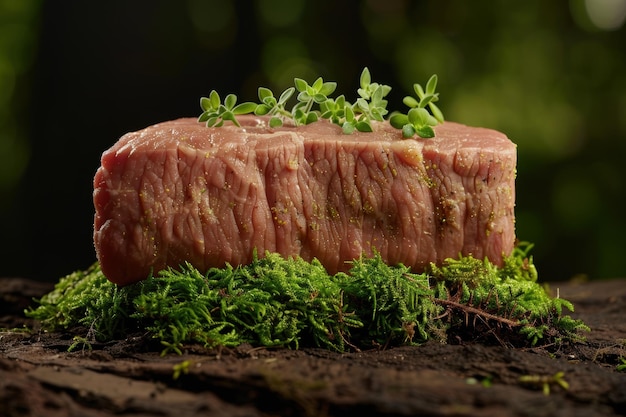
(93, 116, 516, 285)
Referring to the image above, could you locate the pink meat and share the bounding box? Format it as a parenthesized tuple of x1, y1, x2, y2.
(94, 116, 516, 285)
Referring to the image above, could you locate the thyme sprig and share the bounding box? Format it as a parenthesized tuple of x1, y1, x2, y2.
(198, 91, 257, 128)
(389, 74, 445, 138)
(292, 76, 337, 126)
(254, 86, 295, 128)
(198, 68, 442, 139)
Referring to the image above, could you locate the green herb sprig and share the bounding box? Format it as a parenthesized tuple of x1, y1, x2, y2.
(198, 91, 257, 128)
(389, 74, 445, 138)
(198, 68, 443, 139)
(254, 86, 295, 128)
(292, 76, 337, 126)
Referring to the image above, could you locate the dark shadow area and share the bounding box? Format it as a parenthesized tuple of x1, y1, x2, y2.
(1, 0, 625, 281)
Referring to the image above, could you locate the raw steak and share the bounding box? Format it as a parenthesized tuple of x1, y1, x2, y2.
(94, 116, 516, 285)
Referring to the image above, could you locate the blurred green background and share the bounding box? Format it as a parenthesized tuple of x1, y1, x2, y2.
(1, 0, 625, 282)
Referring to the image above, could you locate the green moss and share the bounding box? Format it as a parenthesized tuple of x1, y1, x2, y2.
(26, 243, 589, 354)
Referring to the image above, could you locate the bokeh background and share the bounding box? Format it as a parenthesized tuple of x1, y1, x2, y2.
(1, 0, 625, 282)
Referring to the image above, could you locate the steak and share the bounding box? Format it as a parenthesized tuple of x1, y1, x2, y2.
(94, 116, 516, 285)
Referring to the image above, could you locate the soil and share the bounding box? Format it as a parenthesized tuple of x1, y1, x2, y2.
(1, 277, 625, 417)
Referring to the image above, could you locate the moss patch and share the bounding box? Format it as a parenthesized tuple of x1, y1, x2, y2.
(26, 243, 589, 354)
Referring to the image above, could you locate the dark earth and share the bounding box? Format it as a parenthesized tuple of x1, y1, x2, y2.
(1, 276, 625, 417)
